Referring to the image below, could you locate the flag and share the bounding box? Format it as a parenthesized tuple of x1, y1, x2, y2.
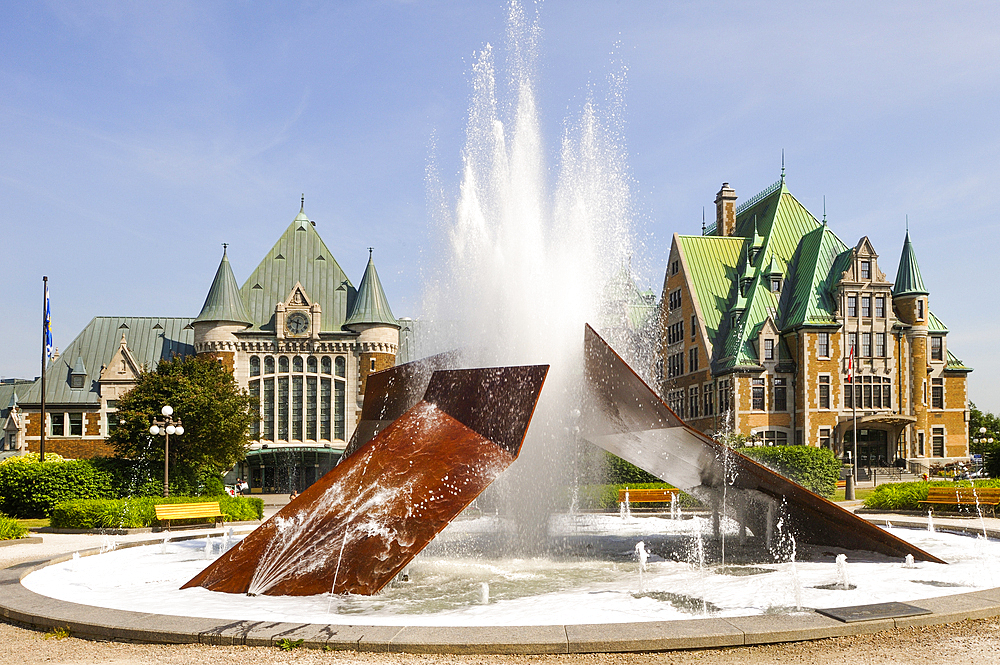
(44, 284, 53, 360)
(847, 343, 854, 382)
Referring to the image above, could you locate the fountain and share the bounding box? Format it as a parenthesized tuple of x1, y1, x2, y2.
(6, 1, 1000, 652)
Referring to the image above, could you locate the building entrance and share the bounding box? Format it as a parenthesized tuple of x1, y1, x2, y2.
(843, 428, 889, 467)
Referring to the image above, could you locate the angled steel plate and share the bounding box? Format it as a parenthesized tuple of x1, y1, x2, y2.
(183, 364, 548, 596)
(581, 323, 944, 564)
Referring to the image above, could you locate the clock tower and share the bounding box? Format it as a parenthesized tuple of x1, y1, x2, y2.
(275, 283, 321, 342)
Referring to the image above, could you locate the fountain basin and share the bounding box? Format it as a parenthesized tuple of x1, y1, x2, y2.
(4, 516, 1000, 653)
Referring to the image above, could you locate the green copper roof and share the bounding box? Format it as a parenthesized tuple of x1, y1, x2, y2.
(240, 209, 356, 333)
(193, 249, 252, 326)
(677, 235, 744, 346)
(946, 349, 972, 372)
(779, 224, 850, 329)
(345, 252, 398, 328)
(21, 317, 194, 406)
(893, 231, 929, 296)
(927, 311, 949, 334)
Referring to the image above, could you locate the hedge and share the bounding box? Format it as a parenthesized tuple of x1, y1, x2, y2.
(0, 459, 114, 518)
(571, 483, 702, 512)
(50, 495, 263, 529)
(0, 512, 28, 540)
(739, 445, 841, 498)
(864, 479, 1000, 511)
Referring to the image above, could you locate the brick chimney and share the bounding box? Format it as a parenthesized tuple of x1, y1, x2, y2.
(715, 183, 738, 236)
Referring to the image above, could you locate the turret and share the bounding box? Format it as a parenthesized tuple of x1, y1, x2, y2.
(344, 250, 399, 396)
(192, 246, 252, 370)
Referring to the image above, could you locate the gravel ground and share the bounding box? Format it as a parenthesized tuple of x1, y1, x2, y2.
(3, 617, 1000, 665)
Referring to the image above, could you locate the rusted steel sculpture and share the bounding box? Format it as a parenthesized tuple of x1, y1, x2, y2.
(183, 364, 548, 596)
(581, 324, 944, 564)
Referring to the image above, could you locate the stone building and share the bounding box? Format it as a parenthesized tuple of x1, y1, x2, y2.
(658, 175, 971, 473)
(10, 203, 401, 491)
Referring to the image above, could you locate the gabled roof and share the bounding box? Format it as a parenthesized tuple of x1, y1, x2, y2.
(779, 224, 850, 329)
(893, 231, 929, 297)
(927, 311, 949, 334)
(677, 235, 744, 346)
(194, 248, 252, 326)
(240, 208, 356, 333)
(344, 252, 398, 328)
(21, 317, 194, 406)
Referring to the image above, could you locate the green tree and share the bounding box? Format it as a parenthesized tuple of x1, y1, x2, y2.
(108, 354, 256, 493)
(970, 402, 1000, 455)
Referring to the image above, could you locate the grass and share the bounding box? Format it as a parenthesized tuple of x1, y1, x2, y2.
(832, 487, 875, 502)
(16, 518, 49, 529)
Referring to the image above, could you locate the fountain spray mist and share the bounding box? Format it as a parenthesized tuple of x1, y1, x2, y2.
(422, 1, 655, 552)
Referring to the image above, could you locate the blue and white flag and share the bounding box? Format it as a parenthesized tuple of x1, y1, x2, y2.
(44, 284, 53, 360)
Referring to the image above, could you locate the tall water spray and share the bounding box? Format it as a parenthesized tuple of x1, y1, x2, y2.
(423, 1, 651, 551)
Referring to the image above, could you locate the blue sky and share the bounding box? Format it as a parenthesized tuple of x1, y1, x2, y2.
(2, 1, 998, 413)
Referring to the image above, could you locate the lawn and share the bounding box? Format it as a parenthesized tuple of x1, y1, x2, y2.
(16, 518, 49, 530)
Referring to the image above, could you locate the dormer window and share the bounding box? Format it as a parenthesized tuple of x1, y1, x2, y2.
(764, 338, 775, 361)
(770, 277, 781, 293)
(70, 374, 85, 389)
(860, 260, 871, 280)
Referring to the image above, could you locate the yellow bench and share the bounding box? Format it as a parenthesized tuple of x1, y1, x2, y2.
(154, 501, 224, 530)
(618, 488, 680, 503)
(918, 487, 1000, 513)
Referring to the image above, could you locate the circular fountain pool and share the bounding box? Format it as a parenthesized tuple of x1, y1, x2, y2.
(19, 514, 1000, 627)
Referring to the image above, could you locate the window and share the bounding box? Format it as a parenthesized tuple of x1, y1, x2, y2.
(335, 356, 346, 378)
(264, 356, 275, 374)
(863, 376, 873, 409)
(848, 332, 858, 357)
(847, 295, 857, 317)
(250, 356, 261, 377)
(931, 378, 943, 409)
(932, 427, 945, 457)
(277, 377, 289, 440)
(106, 414, 119, 436)
(764, 338, 774, 361)
(917, 299, 924, 320)
(50, 413, 64, 436)
(752, 378, 765, 410)
(718, 380, 731, 413)
(106, 400, 118, 409)
(292, 376, 303, 440)
(69, 413, 83, 436)
(860, 260, 871, 280)
(771, 277, 781, 292)
(703, 384, 714, 416)
(862, 332, 872, 357)
(668, 289, 682, 310)
(689, 386, 699, 418)
(263, 378, 274, 440)
(322, 356, 332, 374)
(691, 315, 697, 338)
(306, 376, 317, 440)
(817, 332, 830, 358)
(872, 376, 882, 409)
(917, 431, 925, 457)
(320, 378, 331, 440)
(875, 296, 885, 318)
(249, 380, 260, 439)
(931, 336, 943, 361)
(689, 347, 699, 372)
(774, 378, 787, 411)
(820, 428, 832, 450)
(278, 356, 289, 373)
(861, 296, 871, 318)
(844, 380, 853, 409)
(293, 356, 304, 373)
(668, 390, 684, 417)
(671, 260, 679, 276)
(370, 358, 377, 372)
(667, 353, 684, 378)
(761, 431, 788, 446)
(876, 332, 886, 358)
(819, 376, 830, 409)
(70, 374, 85, 389)
(667, 322, 684, 345)
(883, 381, 891, 410)
(307, 356, 317, 373)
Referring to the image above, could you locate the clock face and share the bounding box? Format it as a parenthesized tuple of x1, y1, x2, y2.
(286, 312, 309, 336)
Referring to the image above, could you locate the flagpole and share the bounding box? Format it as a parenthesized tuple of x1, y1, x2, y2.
(852, 344, 857, 484)
(39, 276, 47, 462)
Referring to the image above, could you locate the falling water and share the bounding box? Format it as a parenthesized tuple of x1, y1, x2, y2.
(635, 540, 648, 591)
(422, 0, 647, 553)
(904, 553, 916, 568)
(834, 554, 852, 590)
(670, 493, 678, 520)
(479, 582, 491, 605)
(160, 535, 169, 555)
(927, 510, 935, 533)
(70, 551, 79, 572)
(203, 535, 213, 559)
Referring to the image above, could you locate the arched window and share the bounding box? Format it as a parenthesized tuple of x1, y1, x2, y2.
(250, 356, 261, 377)
(293, 356, 303, 373)
(335, 356, 346, 378)
(322, 356, 332, 374)
(278, 356, 289, 373)
(307, 356, 317, 373)
(264, 356, 275, 374)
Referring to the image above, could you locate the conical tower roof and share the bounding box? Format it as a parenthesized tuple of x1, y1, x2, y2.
(194, 247, 253, 325)
(345, 250, 398, 328)
(893, 231, 929, 297)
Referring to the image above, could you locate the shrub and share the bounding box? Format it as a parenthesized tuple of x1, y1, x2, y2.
(604, 454, 661, 485)
(572, 483, 701, 511)
(50, 495, 263, 529)
(0, 512, 29, 540)
(739, 446, 841, 498)
(864, 479, 1000, 511)
(0, 459, 114, 518)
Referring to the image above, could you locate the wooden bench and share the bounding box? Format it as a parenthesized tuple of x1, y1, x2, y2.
(918, 487, 1000, 514)
(154, 501, 224, 530)
(618, 488, 680, 504)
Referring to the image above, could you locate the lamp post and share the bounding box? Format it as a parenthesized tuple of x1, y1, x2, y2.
(149, 406, 184, 498)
